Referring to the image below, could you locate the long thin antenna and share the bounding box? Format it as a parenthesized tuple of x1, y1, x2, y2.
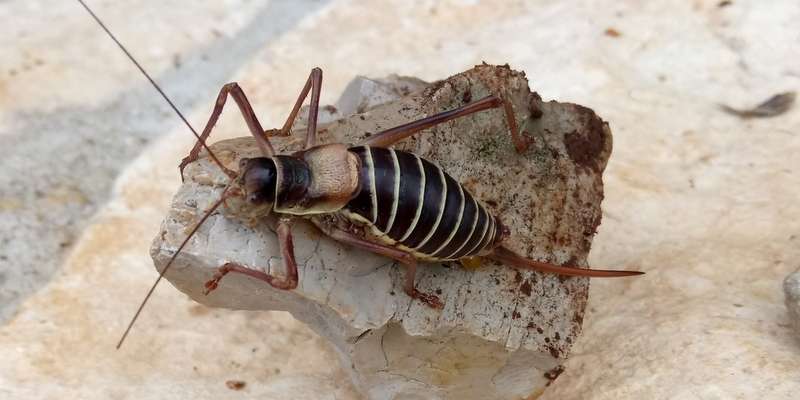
(116, 195, 228, 349)
(76, 0, 229, 173)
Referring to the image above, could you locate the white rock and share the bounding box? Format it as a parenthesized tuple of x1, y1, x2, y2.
(152, 65, 614, 399)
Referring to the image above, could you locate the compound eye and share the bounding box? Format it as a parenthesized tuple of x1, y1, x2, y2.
(242, 159, 277, 204)
(238, 158, 250, 170)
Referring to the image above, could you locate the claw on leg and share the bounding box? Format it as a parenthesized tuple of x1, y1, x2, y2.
(407, 288, 444, 309)
(203, 265, 231, 295)
(401, 261, 443, 309)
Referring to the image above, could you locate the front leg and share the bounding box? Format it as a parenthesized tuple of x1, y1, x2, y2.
(180, 82, 276, 180)
(204, 218, 298, 293)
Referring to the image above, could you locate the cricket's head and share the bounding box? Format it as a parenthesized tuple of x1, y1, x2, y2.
(238, 157, 278, 205)
(228, 153, 318, 218)
(220, 157, 279, 221)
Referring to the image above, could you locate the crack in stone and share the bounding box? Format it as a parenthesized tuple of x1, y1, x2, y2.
(388, 262, 401, 322)
(263, 256, 280, 274)
(352, 329, 372, 344)
(376, 371, 431, 389)
(324, 259, 337, 306)
(504, 299, 521, 349)
(301, 236, 323, 294)
(396, 264, 414, 322)
(454, 271, 474, 324)
(379, 327, 389, 369)
(304, 236, 323, 266)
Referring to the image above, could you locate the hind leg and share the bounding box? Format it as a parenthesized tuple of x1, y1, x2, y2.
(326, 228, 443, 309)
(360, 93, 528, 153)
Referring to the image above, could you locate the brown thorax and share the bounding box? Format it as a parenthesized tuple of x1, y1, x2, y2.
(224, 143, 362, 225)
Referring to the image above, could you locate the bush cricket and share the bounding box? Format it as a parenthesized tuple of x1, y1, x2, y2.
(75, 0, 642, 349)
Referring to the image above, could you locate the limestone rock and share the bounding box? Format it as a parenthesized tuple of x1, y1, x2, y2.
(151, 65, 613, 399)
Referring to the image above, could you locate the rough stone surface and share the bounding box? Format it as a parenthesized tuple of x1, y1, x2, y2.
(785, 269, 800, 337)
(152, 65, 611, 399)
(2, 1, 800, 399)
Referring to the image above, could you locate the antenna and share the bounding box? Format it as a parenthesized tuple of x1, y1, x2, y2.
(116, 195, 228, 349)
(75, 0, 229, 173)
(75, 0, 236, 348)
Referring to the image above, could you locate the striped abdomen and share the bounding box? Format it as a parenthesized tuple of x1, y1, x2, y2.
(344, 145, 504, 261)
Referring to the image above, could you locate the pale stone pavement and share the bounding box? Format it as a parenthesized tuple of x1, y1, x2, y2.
(2, 1, 798, 399)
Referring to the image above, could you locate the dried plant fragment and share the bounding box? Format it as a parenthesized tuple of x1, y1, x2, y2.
(720, 91, 795, 119)
(225, 380, 246, 391)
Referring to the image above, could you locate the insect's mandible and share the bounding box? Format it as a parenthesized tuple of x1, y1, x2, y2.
(75, 0, 643, 349)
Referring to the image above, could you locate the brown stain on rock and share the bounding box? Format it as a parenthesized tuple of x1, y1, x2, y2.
(529, 96, 544, 119)
(225, 380, 247, 390)
(189, 304, 213, 317)
(544, 365, 565, 385)
(563, 105, 608, 172)
(520, 280, 532, 296)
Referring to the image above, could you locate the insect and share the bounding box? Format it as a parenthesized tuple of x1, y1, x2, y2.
(76, 0, 642, 348)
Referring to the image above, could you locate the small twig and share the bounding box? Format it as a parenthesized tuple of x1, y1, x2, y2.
(719, 91, 796, 119)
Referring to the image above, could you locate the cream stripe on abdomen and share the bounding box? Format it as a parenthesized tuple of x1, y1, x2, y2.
(398, 155, 425, 242)
(383, 149, 401, 234)
(413, 165, 447, 250)
(431, 182, 465, 256)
